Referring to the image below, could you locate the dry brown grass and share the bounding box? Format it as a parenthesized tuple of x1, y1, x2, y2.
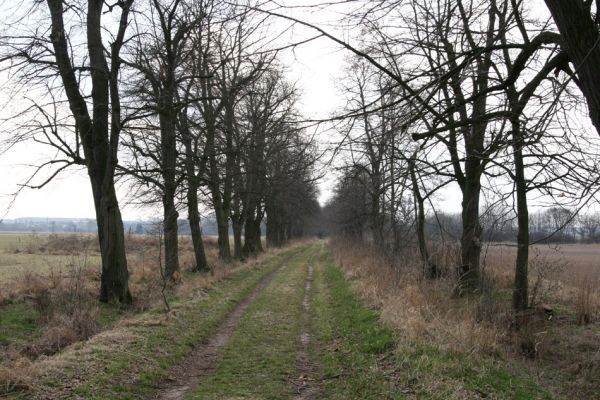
(331, 239, 508, 355)
(0, 356, 37, 393)
(9, 260, 101, 360)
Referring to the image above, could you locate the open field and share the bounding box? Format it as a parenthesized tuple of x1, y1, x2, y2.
(0, 233, 101, 282)
(483, 243, 600, 287)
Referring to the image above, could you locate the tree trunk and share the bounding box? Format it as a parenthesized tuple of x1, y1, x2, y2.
(181, 114, 209, 273)
(231, 187, 245, 260)
(545, 0, 600, 134)
(47, 0, 132, 304)
(162, 193, 179, 280)
(232, 217, 244, 260)
(214, 201, 232, 261)
(511, 120, 530, 312)
(159, 100, 179, 280)
(187, 187, 209, 273)
(458, 161, 482, 293)
(243, 216, 263, 256)
(370, 171, 385, 248)
(266, 202, 285, 247)
(409, 157, 437, 279)
(93, 179, 132, 304)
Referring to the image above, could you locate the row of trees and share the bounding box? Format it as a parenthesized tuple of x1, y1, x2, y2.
(321, 0, 600, 313)
(0, 0, 319, 304)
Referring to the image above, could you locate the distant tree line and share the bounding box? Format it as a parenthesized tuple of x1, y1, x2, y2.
(0, 216, 267, 237)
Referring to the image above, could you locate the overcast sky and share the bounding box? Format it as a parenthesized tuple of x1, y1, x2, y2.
(0, 0, 555, 220)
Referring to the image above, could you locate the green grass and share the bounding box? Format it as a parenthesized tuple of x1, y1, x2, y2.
(312, 247, 554, 400)
(25, 244, 309, 400)
(0, 302, 41, 347)
(187, 244, 315, 400)
(311, 246, 402, 399)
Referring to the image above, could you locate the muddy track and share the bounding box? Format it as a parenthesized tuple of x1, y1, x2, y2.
(148, 263, 288, 400)
(292, 264, 319, 399)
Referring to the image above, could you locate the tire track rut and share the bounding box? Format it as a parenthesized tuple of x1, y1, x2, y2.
(149, 263, 288, 400)
(292, 263, 319, 399)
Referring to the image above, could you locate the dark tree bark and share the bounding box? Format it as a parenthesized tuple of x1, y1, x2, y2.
(159, 99, 180, 279)
(47, 0, 132, 304)
(178, 92, 210, 272)
(266, 200, 286, 247)
(151, 0, 189, 280)
(459, 161, 483, 292)
(231, 156, 246, 259)
(243, 208, 264, 256)
(511, 119, 529, 312)
(232, 217, 244, 259)
(187, 184, 209, 272)
(201, 72, 233, 261)
(213, 198, 232, 260)
(544, 0, 600, 134)
(204, 100, 232, 261)
(409, 155, 437, 279)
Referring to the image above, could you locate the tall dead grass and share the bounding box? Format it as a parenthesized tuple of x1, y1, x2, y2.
(331, 239, 508, 355)
(19, 257, 100, 359)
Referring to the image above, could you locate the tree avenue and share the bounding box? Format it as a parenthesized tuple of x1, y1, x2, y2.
(0, 0, 598, 343)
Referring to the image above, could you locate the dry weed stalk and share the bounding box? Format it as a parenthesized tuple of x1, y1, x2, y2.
(575, 274, 599, 325)
(0, 357, 37, 393)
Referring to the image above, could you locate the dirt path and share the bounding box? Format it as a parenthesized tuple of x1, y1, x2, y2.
(148, 263, 288, 400)
(291, 264, 319, 399)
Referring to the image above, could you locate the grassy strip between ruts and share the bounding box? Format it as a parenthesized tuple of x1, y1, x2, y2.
(312, 245, 554, 400)
(186, 243, 316, 399)
(16, 244, 308, 400)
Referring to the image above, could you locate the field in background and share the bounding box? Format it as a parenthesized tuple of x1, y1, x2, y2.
(484, 243, 600, 281)
(332, 239, 600, 399)
(0, 233, 100, 282)
(483, 243, 600, 314)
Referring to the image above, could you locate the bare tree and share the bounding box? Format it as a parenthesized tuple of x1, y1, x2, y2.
(0, 0, 134, 303)
(191, 4, 268, 260)
(121, 0, 204, 280)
